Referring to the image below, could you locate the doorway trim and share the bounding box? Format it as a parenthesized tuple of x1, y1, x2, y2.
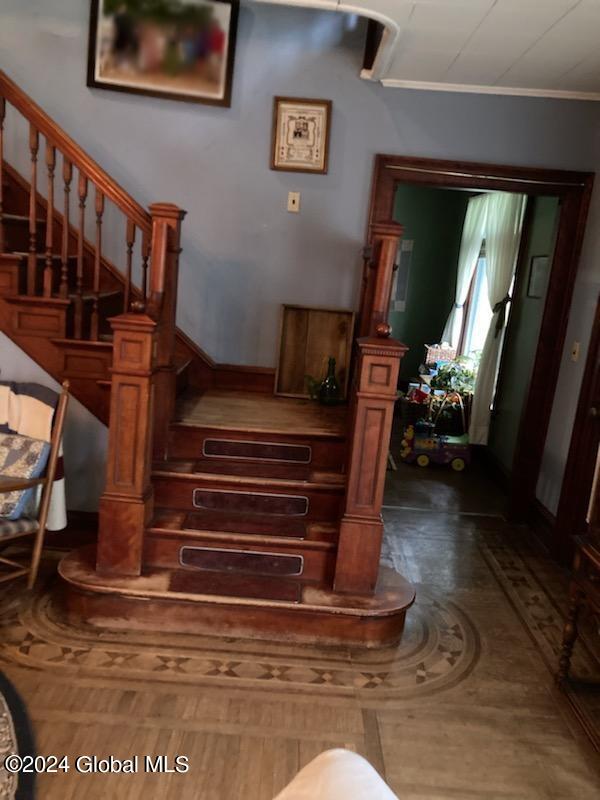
(554, 295, 600, 562)
(367, 154, 594, 521)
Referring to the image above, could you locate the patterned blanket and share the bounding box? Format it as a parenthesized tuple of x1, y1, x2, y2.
(0, 382, 67, 531)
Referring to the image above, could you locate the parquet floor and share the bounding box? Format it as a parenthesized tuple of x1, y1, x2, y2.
(1, 464, 600, 799)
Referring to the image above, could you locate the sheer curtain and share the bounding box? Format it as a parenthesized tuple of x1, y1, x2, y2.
(469, 192, 527, 445)
(441, 194, 488, 348)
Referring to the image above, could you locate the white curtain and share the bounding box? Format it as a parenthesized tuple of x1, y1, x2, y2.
(469, 192, 527, 445)
(441, 194, 488, 347)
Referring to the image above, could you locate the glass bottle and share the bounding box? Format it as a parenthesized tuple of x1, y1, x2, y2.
(319, 357, 341, 405)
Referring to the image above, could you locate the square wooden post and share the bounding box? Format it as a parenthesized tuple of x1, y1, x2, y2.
(148, 203, 186, 460)
(334, 331, 407, 594)
(97, 312, 157, 576)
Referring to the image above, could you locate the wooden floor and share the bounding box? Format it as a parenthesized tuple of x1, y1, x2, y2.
(3, 463, 600, 798)
(174, 390, 347, 438)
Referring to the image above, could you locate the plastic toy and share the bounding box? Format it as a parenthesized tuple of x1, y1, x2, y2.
(400, 423, 470, 471)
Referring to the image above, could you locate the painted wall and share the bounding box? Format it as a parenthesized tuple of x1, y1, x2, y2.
(390, 185, 468, 380)
(0, 333, 107, 512)
(1, 1, 600, 513)
(489, 196, 560, 475)
(1, 2, 599, 369)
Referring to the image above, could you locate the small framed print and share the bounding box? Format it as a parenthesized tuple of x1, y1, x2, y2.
(527, 255, 549, 299)
(271, 97, 332, 174)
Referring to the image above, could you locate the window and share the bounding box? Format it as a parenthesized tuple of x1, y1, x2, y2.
(459, 255, 492, 359)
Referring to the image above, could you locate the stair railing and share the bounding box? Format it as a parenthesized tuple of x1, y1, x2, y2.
(0, 68, 154, 338)
(334, 223, 407, 595)
(0, 70, 187, 578)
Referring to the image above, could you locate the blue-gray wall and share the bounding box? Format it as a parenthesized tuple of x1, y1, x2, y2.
(1, 0, 600, 513)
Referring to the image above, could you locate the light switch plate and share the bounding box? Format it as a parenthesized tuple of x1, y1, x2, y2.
(287, 191, 300, 213)
(571, 341, 580, 362)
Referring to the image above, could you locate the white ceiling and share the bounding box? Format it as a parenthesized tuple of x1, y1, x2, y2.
(254, 0, 600, 100)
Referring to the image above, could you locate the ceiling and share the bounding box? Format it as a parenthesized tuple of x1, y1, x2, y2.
(254, 0, 600, 100)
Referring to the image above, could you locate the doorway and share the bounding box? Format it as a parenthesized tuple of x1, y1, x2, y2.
(367, 155, 593, 521)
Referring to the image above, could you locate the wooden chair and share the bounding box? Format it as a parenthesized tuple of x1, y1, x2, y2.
(0, 380, 69, 588)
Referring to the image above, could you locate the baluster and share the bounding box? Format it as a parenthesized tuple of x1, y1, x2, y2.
(60, 159, 72, 298)
(141, 228, 150, 305)
(91, 188, 104, 341)
(43, 142, 56, 297)
(124, 219, 136, 312)
(0, 97, 5, 254)
(75, 172, 88, 339)
(27, 124, 39, 294)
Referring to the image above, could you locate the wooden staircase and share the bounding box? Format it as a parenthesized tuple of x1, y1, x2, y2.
(1, 69, 414, 646)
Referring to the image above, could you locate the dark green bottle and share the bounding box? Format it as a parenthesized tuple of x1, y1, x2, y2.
(319, 357, 341, 405)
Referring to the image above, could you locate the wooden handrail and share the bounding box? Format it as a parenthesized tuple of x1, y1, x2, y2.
(0, 69, 151, 233)
(357, 221, 403, 338)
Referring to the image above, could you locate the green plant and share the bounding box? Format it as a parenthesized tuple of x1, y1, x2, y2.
(430, 356, 477, 395)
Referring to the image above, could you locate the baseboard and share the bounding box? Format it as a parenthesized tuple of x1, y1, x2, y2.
(528, 498, 558, 557)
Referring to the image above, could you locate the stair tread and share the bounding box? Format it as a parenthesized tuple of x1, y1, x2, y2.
(61, 547, 416, 615)
(174, 388, 347, 439)
(9, 250, 77, 260)
(153, 460, 345, 490)
(1, 213, 45, 224)
(67, 290, 122, 300)
(150, 508, 337, 542)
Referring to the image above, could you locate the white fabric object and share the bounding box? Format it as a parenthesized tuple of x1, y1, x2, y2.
(440, 194, 488, 348)
(0, 383, 67, 530)
(469, 192, 526, 445)
(273, 749, 399, 800)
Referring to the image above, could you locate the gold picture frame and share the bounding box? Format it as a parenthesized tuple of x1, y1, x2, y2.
(270, 97, 332, 174)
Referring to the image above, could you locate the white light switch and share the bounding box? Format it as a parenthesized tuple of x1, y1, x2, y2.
(571, 341, 580, 362)
(287, 192, 300, 213)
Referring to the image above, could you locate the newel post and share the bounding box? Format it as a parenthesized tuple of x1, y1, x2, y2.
(358, 221, 403, 338)
(148, 202, 186, 460)
(96, 312, 157, 577)
(334, 325, 407, 594)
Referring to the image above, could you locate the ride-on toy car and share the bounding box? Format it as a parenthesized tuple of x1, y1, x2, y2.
(400, 422, 470, 471)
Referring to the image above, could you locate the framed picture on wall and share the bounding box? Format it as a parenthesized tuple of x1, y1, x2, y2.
(527, 255, 549, 299)
(87, 0, 239, 107)
(271, 97, 332, 174)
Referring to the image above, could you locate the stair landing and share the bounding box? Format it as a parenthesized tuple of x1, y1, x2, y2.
(174, 389, 347, 438)
(59, 546, 415, 647)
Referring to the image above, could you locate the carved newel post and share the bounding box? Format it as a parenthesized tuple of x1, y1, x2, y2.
(97, 311, 157, 576)
(334, 323, 407, 594)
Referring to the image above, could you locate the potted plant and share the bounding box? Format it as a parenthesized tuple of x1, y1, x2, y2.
(428, 355, 478, 436)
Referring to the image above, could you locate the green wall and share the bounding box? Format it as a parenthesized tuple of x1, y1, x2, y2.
(488, 196, 560, 474)
(391, 185, 470, 380)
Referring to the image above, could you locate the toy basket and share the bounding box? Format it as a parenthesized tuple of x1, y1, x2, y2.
(424, 343, 456, 366)
(430, 393, 469, 437)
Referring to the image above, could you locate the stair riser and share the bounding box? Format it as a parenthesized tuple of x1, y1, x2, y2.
(2, 218, 45, 252)
(0, 255, 78, 297)
(169, 425, 347, 471)
(62, 584, 410, 646)
(144, 533, 335, 583)
(153, 478, 344, 521)
(0, 258, 21, 296)
(66, 291, 124, 339)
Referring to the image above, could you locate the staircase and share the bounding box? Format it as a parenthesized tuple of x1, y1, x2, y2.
(1, 70, 414, 647)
